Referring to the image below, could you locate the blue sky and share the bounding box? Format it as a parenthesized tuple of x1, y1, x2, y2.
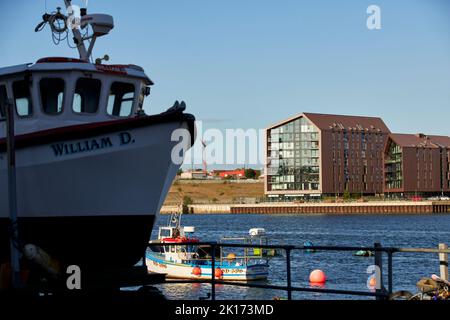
(1, 0, 449, 139)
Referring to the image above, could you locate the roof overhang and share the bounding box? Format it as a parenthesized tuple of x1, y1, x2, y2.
(265, 112, 321, 135)
(0, 58, 154, 85)
(0, 63, 32, 78)
(265, 112, 305, 131)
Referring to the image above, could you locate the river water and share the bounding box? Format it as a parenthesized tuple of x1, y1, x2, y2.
(148, 213, 450, 300)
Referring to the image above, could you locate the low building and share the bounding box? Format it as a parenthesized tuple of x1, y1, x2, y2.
(180, 170, 207, 180)
(384, 133, 450, 197)
(265, 112, 391, 199)
(212, 169, 246, 179)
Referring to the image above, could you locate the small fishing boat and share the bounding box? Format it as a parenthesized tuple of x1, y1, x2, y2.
(353, 250, 374, 257)
(146, 213, 270, 281)
(303, 241, 317, 253)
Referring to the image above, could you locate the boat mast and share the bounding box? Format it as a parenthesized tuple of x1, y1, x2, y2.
(34, 0, 113, 61)
(63, 0, 89, 61)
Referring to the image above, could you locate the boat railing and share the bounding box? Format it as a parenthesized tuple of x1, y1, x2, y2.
(153, 239, 270, 265)
(152, 252, 267, 266)
(145, 241, 450, 300)
(218, 236, 269, 265)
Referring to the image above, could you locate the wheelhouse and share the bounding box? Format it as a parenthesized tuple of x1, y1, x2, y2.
(0, 57, 153, 135)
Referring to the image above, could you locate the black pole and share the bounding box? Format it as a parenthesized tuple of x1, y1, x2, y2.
(374, 243, 385, 300)
(387, 250, 393, 295)
(211, 243, 216, 300)
(4, 99, 22, 289)
(286, 248, 292, 300)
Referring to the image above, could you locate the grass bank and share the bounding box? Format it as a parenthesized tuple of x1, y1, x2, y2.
(163, 180, 264, 205)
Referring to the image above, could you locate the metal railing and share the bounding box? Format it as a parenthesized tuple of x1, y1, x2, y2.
(145, 242, 434, 300)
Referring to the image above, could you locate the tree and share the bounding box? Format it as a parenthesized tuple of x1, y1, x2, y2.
(343, 189, 351, 201)
(183, 195, 193, 206)
(244, 168, 257, 179)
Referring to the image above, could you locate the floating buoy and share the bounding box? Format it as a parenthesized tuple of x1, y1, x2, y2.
(310, 281, 326, 288)
(369, 276, 376, 288)
(304, 241, 317, 253)
(353, 250, 374, 257)
(215, 268, 223, 279)
(192, 266, 202, 276)
(309, 269, 326, 284)
(227, 253, 236, 261)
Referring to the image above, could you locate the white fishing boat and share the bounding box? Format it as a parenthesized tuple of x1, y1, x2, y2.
(146, 213, 270, 281)
(0, 1, 195, 271)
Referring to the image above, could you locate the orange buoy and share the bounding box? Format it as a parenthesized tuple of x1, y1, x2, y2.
(310, 281, 326, 288)
(309, 269, 327, 284)
(215, 268, 223, 279)
(369, 276, 376, 288)
(227, 253, 236, 261)
(192, 266, 202, 276)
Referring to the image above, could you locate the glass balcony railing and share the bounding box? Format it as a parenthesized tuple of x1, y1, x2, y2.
(385, 159, 401, 164)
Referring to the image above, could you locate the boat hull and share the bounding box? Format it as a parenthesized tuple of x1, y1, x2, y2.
(145, 252, 269, 281)
(0, 215, 154, 268)
(0, 112, 195, 270)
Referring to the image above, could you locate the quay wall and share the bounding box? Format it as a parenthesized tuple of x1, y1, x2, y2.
(160, 201, 450, 215)
(231, 201, 450, 214)
(160, 204, 231, 214)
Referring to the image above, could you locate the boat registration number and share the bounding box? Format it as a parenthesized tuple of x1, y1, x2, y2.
(222, 269, 241, 274)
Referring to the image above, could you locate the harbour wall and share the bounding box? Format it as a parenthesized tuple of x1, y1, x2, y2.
(160, 204, 231, 214)
(160, 201, 450, 215)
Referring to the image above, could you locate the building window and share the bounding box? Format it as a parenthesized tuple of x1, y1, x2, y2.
(13, 80, 33, 116)
(385, 141, 403, 190)
(267, 116, 320, 194)
(107, 82, 135, 117)
(73, 78, 101, 113)
(40, 78, 65, 114)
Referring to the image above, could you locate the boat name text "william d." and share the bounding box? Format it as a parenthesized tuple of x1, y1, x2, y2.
(51, 132, 135, 157)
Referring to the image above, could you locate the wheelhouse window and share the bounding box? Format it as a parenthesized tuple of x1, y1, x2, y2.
(40, 78, 65, 114)
(13, 80, 33, 116)
(107, 82, 135, 117)
(0, 85, 7, 118)
(73, 78, 101, 113)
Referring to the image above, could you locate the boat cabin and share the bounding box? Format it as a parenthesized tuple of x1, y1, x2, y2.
(153, 226, 199, 263)
(0, 57, 153, 136)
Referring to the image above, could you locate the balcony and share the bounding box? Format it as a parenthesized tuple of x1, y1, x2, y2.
(385, 159, 401, 164)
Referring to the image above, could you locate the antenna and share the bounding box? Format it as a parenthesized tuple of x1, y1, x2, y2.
(66, 0, 114, 61)
(64, 0, 88, 60)
(35, 0, 114, 62)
